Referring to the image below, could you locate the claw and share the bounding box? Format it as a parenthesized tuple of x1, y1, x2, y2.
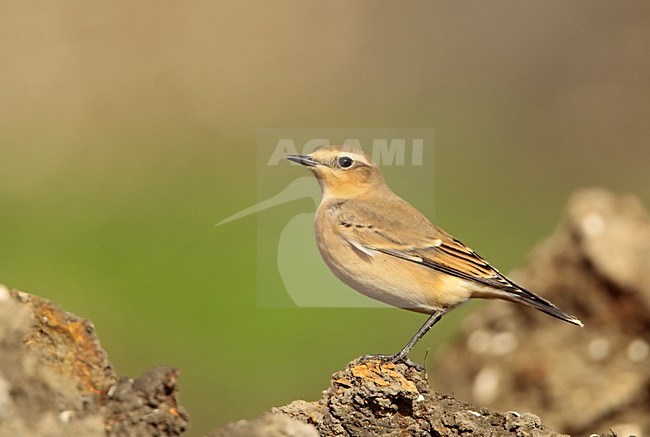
(360, 354, 424, 371)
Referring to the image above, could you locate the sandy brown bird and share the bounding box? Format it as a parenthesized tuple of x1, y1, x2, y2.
(287, 146, 582, 365)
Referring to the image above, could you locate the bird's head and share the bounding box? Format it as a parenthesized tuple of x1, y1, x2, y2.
(287, 146, 385, 198)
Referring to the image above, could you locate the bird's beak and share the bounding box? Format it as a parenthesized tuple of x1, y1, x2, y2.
(286, 154, 318, 167)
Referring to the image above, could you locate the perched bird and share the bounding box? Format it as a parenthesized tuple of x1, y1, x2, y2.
(287, 145, 583, 366)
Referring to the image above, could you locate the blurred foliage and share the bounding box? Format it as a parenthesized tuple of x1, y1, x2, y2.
(1, 2, 649, 435)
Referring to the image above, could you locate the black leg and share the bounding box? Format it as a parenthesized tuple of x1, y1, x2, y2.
(363, 310, 444, 368)
(392, 310, 443, 362)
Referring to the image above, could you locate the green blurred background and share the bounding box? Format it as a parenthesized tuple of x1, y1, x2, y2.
(1, 2, 649, 435)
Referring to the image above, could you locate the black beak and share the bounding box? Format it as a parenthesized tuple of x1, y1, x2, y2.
(286, 154, 318, 167)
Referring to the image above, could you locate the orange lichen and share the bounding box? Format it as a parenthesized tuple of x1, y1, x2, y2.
(16, 290, 116, 397)
(350, 360, 419, 392)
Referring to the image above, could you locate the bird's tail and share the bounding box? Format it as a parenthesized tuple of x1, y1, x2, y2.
(502, 284, 584, 327)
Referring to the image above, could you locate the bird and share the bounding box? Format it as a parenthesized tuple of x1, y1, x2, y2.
(286, 145, 583, 366)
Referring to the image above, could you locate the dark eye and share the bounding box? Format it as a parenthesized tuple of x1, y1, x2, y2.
(337, 156, 353, 168)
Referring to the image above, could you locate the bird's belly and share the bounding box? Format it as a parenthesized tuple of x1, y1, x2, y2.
(316, 234, 473, 314)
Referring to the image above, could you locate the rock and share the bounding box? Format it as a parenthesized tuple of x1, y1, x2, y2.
(221, 358, 568, 436)
(209, 413, 318, 437)
(0, 287, 189, 436)
(434, 189, 650, 436)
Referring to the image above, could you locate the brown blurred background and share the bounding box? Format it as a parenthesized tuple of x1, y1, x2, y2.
(1, 1, 649, 435)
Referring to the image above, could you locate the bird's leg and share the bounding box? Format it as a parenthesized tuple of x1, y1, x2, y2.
(391, 310, 444, 362)
(363, 311, 444, 369)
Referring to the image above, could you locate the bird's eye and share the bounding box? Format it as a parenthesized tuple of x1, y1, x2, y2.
(337, 156, 353, 168)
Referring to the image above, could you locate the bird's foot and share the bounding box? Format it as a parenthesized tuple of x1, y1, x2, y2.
(360, 353, 424, 371)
